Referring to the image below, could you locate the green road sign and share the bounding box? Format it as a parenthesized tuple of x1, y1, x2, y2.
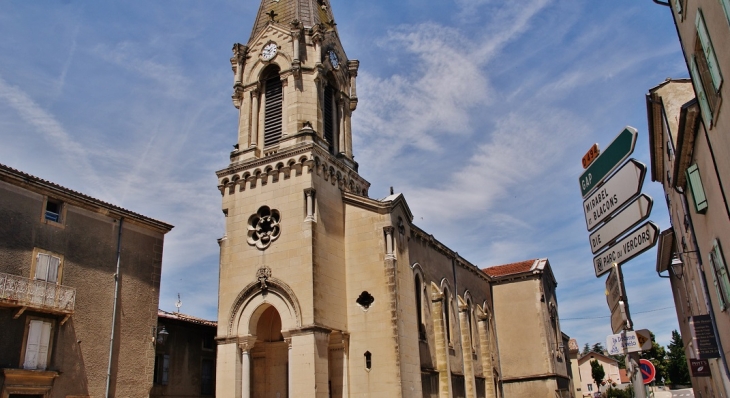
(579, 126, 638, 198)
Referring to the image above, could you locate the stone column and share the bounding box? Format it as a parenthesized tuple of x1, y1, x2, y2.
(384, 226, 395, 260)
(430, 282, 451, 398)
(476, 306, 496, 398)
(338, 97, 346, 155)
(250, 87, 260, 149)
(285, 336, 293, 397)
(233, 43, 247, 86)
(281, 75, 289, 138)
(342, 333, 350, 397)
(312, 25, 324, 66)
(239, 340, 253, 398)
(304, 188, 316, 222)
(458, 296, 477, 398)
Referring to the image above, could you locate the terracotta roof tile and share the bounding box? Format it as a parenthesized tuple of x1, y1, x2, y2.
(158, 309, 217, 327)
(483, 259, 537, 277)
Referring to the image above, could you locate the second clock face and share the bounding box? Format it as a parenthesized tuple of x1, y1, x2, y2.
(262, 43, 278, 61)
(329, 51, 339, 69)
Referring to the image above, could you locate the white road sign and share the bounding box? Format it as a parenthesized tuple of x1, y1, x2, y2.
(590, 194, 653, 254)
(611, 301, 631, 334)
(606, 330, 652, 355)
(594, 221, 659, 277)
(583, 159, 646, 231)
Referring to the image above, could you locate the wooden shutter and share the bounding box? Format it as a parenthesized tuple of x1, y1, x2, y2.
(711, 240, 730, 309)
(722, 0, 730, 27)
(690, 56, 714, 126)
(24, 320, 52, 370)
(324, 85, 335, 154)
(686, 164, 708, 213)
(35, 253, 49, 281)
(263, 75, 282, 147)
(48, 255, 60, 283)
(673, 0, 682, 14)
(696, 11, 722, 92)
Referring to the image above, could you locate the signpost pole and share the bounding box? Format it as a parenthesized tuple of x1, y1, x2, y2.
(628, 352, 647, 398)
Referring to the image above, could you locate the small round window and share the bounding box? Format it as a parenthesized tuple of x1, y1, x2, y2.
(247, 206, 282, 250)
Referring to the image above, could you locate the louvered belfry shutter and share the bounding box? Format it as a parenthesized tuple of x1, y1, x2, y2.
(263, 75, 282, 147)
(324, 85, 335, 154)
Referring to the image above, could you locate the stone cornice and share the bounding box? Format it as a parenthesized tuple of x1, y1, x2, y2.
(410, 225, 491, 283)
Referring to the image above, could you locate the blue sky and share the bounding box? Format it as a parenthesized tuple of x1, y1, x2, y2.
(0, 1, 689, 348)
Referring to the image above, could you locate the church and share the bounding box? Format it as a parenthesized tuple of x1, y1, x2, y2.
(214, 1, 572, 397)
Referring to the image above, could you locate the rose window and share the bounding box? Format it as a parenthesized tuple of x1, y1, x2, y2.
(247, 206, 281, 250)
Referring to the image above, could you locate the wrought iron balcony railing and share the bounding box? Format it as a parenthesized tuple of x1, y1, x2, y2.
(0, 272, 75, 315)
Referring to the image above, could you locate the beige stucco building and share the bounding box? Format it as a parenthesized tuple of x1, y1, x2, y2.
(484, 260, 573, 398)
(575, 352, 620, 397)
(0, 163, 173, 397)
(647, 1, 730, 395)
(213, 1, 571, 397)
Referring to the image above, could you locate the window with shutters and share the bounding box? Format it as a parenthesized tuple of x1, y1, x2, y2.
(21, 318, 53, 370)
(261, 66, 282, 148)
(323, 83, 338, 155)
(722, 0, 730, 28)
(708, 240, 730, 311)
(154, 354, 170, 385)
(31, 249, 63, 284)
(690, 10, 722, 127)
(686, 164, 708, 213)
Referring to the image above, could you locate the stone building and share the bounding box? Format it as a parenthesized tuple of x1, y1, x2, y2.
(151, 310, 217, 398)
(576, 352, 620, 397)
(0, 163, 173, 397)
(648, 79, 730, 396)
(484, 259, 573, 398)
(214, 1, 569, 397)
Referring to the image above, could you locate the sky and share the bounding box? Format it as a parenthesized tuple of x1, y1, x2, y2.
(0, 0, 690, 348)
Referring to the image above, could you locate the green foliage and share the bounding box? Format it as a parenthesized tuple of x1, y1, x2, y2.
(591, 359, 606, 387)
(609, 353, 626, 369)
(592, 342, 606, 354)
(583, 343, 591, 355)
(605, 387, 632, 398)
(639, 332, 668, 384)
(667, 330, 691, 386)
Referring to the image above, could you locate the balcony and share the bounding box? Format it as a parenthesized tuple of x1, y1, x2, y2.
(0, 272, 75, 321)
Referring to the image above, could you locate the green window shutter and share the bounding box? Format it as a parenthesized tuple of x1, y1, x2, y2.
(686, 164, 709, 213)
(711, 240, 730, 310)
(722, 0, 730, 27)
(696, 10, 723, 92)
(674, 0, 682, 14)
(689, 56, 714, 126)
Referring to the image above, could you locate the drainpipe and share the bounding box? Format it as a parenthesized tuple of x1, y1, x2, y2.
(679, 193, 730, 385)
(106, 217, 124, 398)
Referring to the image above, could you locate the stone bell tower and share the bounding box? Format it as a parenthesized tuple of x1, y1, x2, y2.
(215, 1, 373, 397)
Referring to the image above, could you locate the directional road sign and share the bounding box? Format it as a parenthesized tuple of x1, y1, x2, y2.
(639, 359, 656, 384)
(611, 301, 630, 334)
(580, 126, 638, 198)
(590, 194, 653, 254)
(605, 264, 624, 312)
(594, 221, 660, 277)
(606, 330, 653, 355)
(584, 159, 647, 231)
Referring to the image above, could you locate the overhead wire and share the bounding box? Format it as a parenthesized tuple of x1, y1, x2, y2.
(560, 306, 675, 321)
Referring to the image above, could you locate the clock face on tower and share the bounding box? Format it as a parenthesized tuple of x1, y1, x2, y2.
(261, 43, 278, 61)
(329, 51, 339, 69)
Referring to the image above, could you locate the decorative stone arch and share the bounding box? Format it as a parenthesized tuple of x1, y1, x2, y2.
(244, 53, 294, 84)
(228, 276, 302, 337)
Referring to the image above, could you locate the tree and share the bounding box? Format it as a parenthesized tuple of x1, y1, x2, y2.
(582, 343, 591, 355)
(639, 331, 668, 384)
(592, 342, 606, 354)
(591, 359, 606, 389)
(666, 330, 691, 387)
(609, 353, 626, 369)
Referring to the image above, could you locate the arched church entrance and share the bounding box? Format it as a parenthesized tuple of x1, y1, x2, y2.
(251, 305, 288, 398)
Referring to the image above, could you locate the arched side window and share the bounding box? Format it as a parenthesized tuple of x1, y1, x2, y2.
(323, 82, 338, 155)
(466, 297, 474, 350)
(262, 66, 283, 147)
(414, 274, 425, 340)
(443, 287, 452, 345)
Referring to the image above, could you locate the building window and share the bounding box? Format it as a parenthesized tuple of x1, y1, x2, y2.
(154, 354, 170, 385)
(690, 10, 722, 126)
(709, 240, 730, 311)
(262, 67, 283, 147)
(672, 0, 682, 15)
(686, 164, 708, 213)
(201, 359, 215, 395)
(415, 274, 426, 340)
(33, 252, 61, 283)
(588, 384, 593, 392)
(22, 318, 53, 370)
(42, 197, 65, 226)
(202, 335, 215, 351)
(443, 288, 453, 346)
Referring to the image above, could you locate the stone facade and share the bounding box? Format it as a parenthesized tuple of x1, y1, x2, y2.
(0, 163, 173, 397)
(648, 78, 730, 396)
(215, 1, 570, 397)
